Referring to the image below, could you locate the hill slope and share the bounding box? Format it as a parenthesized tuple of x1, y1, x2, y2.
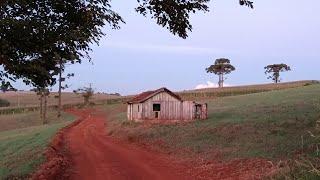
(102, 84, 320, 178)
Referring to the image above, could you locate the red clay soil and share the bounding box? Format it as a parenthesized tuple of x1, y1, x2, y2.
(33, 109, 190, 180)
(32, 109, 279, 180)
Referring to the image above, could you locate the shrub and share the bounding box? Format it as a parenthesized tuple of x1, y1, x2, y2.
(0, 99, 10, 107)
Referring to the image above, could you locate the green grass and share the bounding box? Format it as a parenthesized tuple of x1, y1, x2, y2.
(103, 85, 320, 161)
(0, 112, 75, 179)
(178, 80, 319, 100)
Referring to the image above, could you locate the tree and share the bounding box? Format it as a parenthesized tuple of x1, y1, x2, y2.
(56, 61, 74, 118)
(74, 84, 95, 106)
(0, 0, 253, 102)
(32, 87, 50, 124)
(206, 58, 236, 88)
(136, 0, 253, 39)
(264, 64, 291, 83)
(0, 0, 123, 91)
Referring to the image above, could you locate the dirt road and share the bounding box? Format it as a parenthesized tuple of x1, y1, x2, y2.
(65, 109, 187, 180)
(32, 109, 277, 180)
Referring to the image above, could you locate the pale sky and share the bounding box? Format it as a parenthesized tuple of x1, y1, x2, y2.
(15, 0, 320, 95)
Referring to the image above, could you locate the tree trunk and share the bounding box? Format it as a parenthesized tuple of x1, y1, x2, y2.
(40, 93, 43, 120)
(274, 71, 280, 84)
(221, 73, 224, 88)
(218, 74, 223, 88)
(58, 60, 62, 118)
(43, 94, 48, 124)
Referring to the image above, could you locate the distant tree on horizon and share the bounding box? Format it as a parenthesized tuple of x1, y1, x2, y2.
(74, 84, 95, 106)
(206, 58, 236, 88)
(264, 63, 291, 83)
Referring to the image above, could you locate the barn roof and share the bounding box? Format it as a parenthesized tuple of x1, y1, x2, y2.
(127, 87, 182, 104)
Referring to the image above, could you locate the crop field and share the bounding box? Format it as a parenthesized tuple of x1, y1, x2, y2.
(0, 91, 120, 109)
(101, 84, 320, 179)
(178, 80, 318, 100)
(0, 110, 75, 179)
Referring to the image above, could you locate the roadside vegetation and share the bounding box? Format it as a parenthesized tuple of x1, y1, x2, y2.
(0, 111, 75, 179)
(102, 84, 320, 179)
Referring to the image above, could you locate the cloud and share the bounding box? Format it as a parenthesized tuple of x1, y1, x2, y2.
(195, 81, 231, 89)
(102, 41, 231, 55)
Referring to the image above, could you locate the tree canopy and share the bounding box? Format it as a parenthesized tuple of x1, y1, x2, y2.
(206, 58, 236, 88)
(264, 63, 291, 83)
(0, 0, 253, 90)
(0, 0, 123, 89)
(136, 0, 253, 39)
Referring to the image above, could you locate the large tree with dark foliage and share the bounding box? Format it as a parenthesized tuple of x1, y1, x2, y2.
(0, 0, 253, 85)
(264, 63, 291, 83)
(206, 58, 236, 88)
(0, 0, 123, 88)
(136, 0, 253, 39)
(0, 0, 253, 99)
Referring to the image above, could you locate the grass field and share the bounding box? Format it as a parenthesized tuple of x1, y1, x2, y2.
(101, 84, 320, 178)
(0, 111, 75, 179)
(1, 82, 319, 179)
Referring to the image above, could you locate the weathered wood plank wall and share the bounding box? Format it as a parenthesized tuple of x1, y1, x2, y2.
(128, 91, 208, 121)
(143, 92, 181, 120)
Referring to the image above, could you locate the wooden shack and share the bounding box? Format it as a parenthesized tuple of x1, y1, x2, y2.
(127, 87, 207, 121)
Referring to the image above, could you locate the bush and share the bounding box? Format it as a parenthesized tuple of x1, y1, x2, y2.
(0, 99, 10, 107)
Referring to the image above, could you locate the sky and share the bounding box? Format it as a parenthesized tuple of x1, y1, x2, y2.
(15, 0, 320, 95)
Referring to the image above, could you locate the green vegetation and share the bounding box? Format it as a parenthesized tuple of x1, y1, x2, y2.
(103, 84, 320, 178)
(0, 111, 75, 179)
(178, 80, 319, 100)
(206, 58, 236, 88)
(0, 98, 10, 107)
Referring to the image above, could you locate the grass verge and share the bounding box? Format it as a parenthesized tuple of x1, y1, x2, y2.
(0, 112, 75, 179)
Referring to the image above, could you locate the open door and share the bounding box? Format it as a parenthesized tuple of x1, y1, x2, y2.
(153, 103, 161, 119)
(195, 104, 201, 119)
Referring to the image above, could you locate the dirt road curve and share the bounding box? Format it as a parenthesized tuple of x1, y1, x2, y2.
(65, 110, 187, 180)
(32, 109, 277, 180)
